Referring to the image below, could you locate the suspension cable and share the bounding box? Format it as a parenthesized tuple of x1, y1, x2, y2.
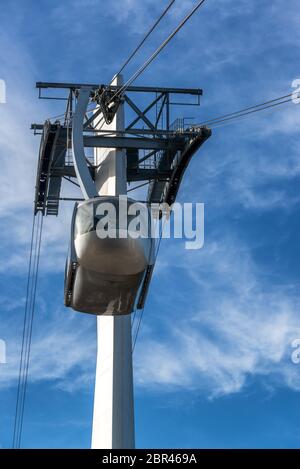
(12, 214, 36, 448)
(43, 1, 176, 124)
(110, 0, 208, 104)
(45, 0, 208, 125)
(194, 92, 296, 127)
(132, 216, 167, 351)
(115, 0, 176, 77)
(12, 212, 44, 448)
(196, 96, 297, 130)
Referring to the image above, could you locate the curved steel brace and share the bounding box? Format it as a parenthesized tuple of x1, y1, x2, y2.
(72, 87, 98, 200)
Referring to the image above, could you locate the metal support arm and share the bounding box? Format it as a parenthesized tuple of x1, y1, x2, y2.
(72, 87, 98, 200)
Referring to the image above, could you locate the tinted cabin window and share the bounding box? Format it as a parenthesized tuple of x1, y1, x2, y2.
(75, 199, 151, 236)
(75, 203, 94, 237)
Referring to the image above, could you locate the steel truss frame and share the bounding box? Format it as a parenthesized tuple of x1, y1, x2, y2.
(32, 81, 211, 216)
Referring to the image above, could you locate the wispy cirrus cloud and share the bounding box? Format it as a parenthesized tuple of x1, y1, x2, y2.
(1, 234, 300, 399)
(0, 301, 96, 392)
(0, 0, 299, 406)
(134, 235, 300, 397)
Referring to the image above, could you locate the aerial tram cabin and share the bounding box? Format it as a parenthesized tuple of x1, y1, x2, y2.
(64, 196, 154, 315)
(32, 81, 211, 316)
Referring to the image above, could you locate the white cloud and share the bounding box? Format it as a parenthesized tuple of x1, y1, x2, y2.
(0, 305, 96, 392)
(0, 30, 83, 274)
(134, 236, 300, 397)
(0, 0, 299, 404)
(4, 234, 300, 400)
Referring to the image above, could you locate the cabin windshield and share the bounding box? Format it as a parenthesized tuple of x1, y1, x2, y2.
(74, 198, 150, 237)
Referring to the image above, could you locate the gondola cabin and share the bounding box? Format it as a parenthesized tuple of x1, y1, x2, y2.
(64, 196, 154, 315)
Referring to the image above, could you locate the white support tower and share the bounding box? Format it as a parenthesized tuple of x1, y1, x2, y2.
(91, 75, 135, 449)
(32, 76, 210, 450)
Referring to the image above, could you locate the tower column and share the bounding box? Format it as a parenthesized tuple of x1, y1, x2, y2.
(91, 75, 135, 449)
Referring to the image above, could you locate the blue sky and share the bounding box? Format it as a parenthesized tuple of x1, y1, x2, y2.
(0, 0, 300, 449)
